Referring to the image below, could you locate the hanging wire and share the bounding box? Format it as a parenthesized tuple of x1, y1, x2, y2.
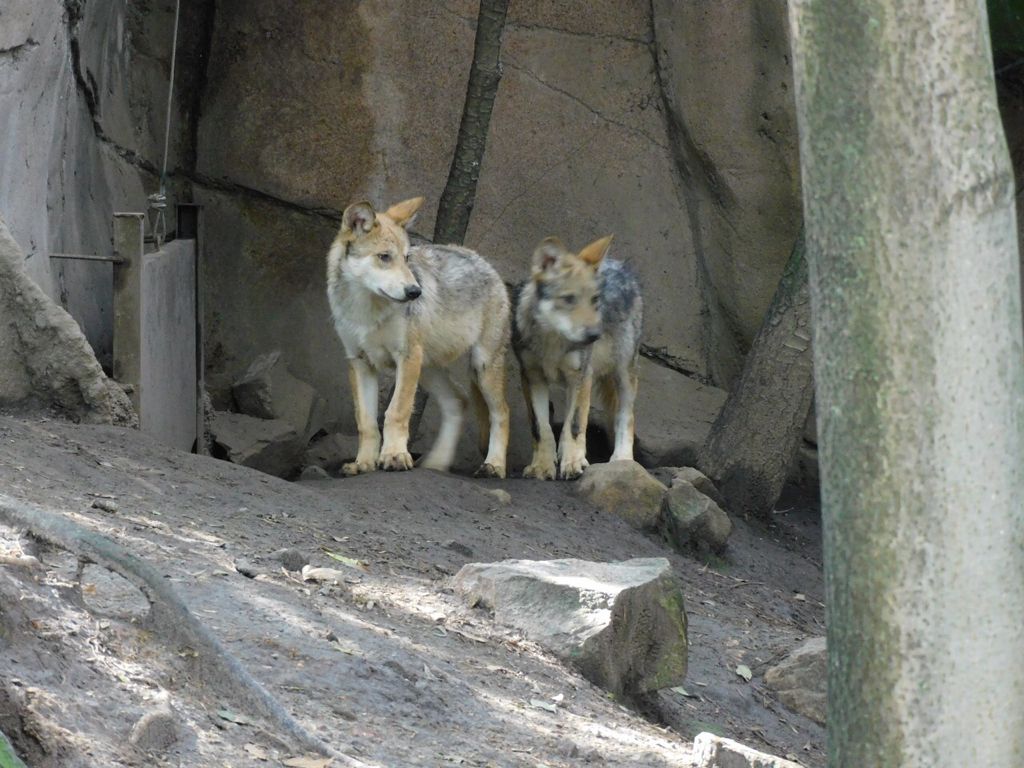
(148, 0, 182, 249)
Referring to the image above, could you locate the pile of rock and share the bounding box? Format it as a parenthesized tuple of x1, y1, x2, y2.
(577, 461, 733, 555)
(208, 351, 352, 479)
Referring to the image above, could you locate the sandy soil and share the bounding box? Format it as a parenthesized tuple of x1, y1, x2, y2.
(0, 414, 825, 767)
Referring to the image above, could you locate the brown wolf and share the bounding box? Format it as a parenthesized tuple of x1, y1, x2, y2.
(512, 235, 642, 479)
(327, 197, 510, 477)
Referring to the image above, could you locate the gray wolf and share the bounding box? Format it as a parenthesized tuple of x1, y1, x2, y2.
(327, 197, 510, 477)
(512, 235, 642, 479)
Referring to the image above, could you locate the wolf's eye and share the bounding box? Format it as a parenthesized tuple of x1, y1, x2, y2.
(377, 252, 392, 263)
(560, 294, 577, 306)
(590, 295, 599, 307)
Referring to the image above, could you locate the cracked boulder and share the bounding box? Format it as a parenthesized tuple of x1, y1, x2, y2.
(453, 557, 688, 697)
(660, 479, 732, 554)
(577, 461, 666, 530)
(210, 411, 303, 478)
(0, 217, 136, 426)
(232, 351, 326, 442)
(764, 637, 827, 725)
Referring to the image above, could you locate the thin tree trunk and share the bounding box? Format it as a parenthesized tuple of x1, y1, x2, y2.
(433, 0, 509, 246)
(788, 2, 1024, 766)
(697, 230, 813, 517)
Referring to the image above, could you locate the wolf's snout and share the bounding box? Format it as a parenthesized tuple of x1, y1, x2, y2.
(584, 327, 602, 344)
(404, 284, 422, 300)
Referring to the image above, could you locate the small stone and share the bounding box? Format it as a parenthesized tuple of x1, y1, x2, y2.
(234, 559, 258, 578)
(558, 738, 580, 758)
(299, 465, 330, 481)
(660, 481, 732, 553)
(484, 488, 512, 505)
(577, 461, 667, 530)
(274, 548, 309, 572)
(444, 540, 474, 557)
(670, 467, 727, 509)
(91, 498, 119, 514)
(129, 706, 182, 753)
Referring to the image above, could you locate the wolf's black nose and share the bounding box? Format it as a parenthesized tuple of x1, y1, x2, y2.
(585, 327, 602, 343)
(405, 285, 422, 300)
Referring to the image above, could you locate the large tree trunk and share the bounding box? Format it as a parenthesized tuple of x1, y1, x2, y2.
(697, 230, 813, 517)
(433, 0, 509, 246)
(788, 2, 1024, 766)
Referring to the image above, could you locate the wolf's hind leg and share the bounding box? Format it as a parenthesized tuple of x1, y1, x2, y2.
(471, 346, 509, 478)
(379, 344, 423, 471)
(610, 363, 638, 462)
(418, 367, 466, 472)
(343, 359, 380, 476)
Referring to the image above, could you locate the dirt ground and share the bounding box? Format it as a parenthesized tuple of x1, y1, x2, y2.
(0, 413, 825, 767)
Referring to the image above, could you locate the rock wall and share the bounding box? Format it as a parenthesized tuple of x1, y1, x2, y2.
(0, 0, 203, 370)
(1, 0, 807, 446)
(190, 0, 804, 437)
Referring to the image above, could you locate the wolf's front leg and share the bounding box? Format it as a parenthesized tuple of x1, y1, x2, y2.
(522, 372, 557, 480)
(379, 344, 423, 471)
(343, 358, 380, 476)
(558, 369, 592, 480)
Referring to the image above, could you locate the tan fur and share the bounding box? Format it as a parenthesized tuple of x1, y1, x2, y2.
(328, 197, 510, 477)
(515, 234, 640, 479)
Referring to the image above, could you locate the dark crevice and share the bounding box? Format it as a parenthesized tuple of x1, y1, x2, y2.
(639, 344, 708, 383)
(646, 2, 743, 387)
(0, 38, 39, 58)
(183, 0, 218, 178)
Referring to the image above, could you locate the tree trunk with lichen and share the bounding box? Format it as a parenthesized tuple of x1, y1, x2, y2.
(433, 0, 509, 246)
(697, 230, 813, 518)
(788, 1, 1024, 765)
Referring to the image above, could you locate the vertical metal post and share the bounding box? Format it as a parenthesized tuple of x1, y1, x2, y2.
(112, 213, 146, 415)
(177, 203, 206, 454)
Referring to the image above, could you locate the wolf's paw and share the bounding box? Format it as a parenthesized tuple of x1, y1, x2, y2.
(475, 462, 506, 479)
(559, 455, 589, 480)
(523, 461, 556, 480)
(378, 451, 414, 471)
(342, 459, 377, 476)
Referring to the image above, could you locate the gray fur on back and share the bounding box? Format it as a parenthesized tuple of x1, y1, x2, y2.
(407, 244, 504, 315)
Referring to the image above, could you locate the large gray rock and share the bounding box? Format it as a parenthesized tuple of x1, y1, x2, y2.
(210, 411, 303, 478)
(0, 218, 135, 426)
(577, 461, 667, 530)
(233, 351, 326, 441)
(453, 557, 687, 697)
(764, 637, 827, 725)
(660, 481, 732, 554)
(693, 732, 802, 768)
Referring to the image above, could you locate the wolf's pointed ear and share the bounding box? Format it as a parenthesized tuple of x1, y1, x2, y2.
(384, 197, 425, 230)
(342, 201, 376, 236)
(533, 237, 567, 275)
(578, 234, 613, 267)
